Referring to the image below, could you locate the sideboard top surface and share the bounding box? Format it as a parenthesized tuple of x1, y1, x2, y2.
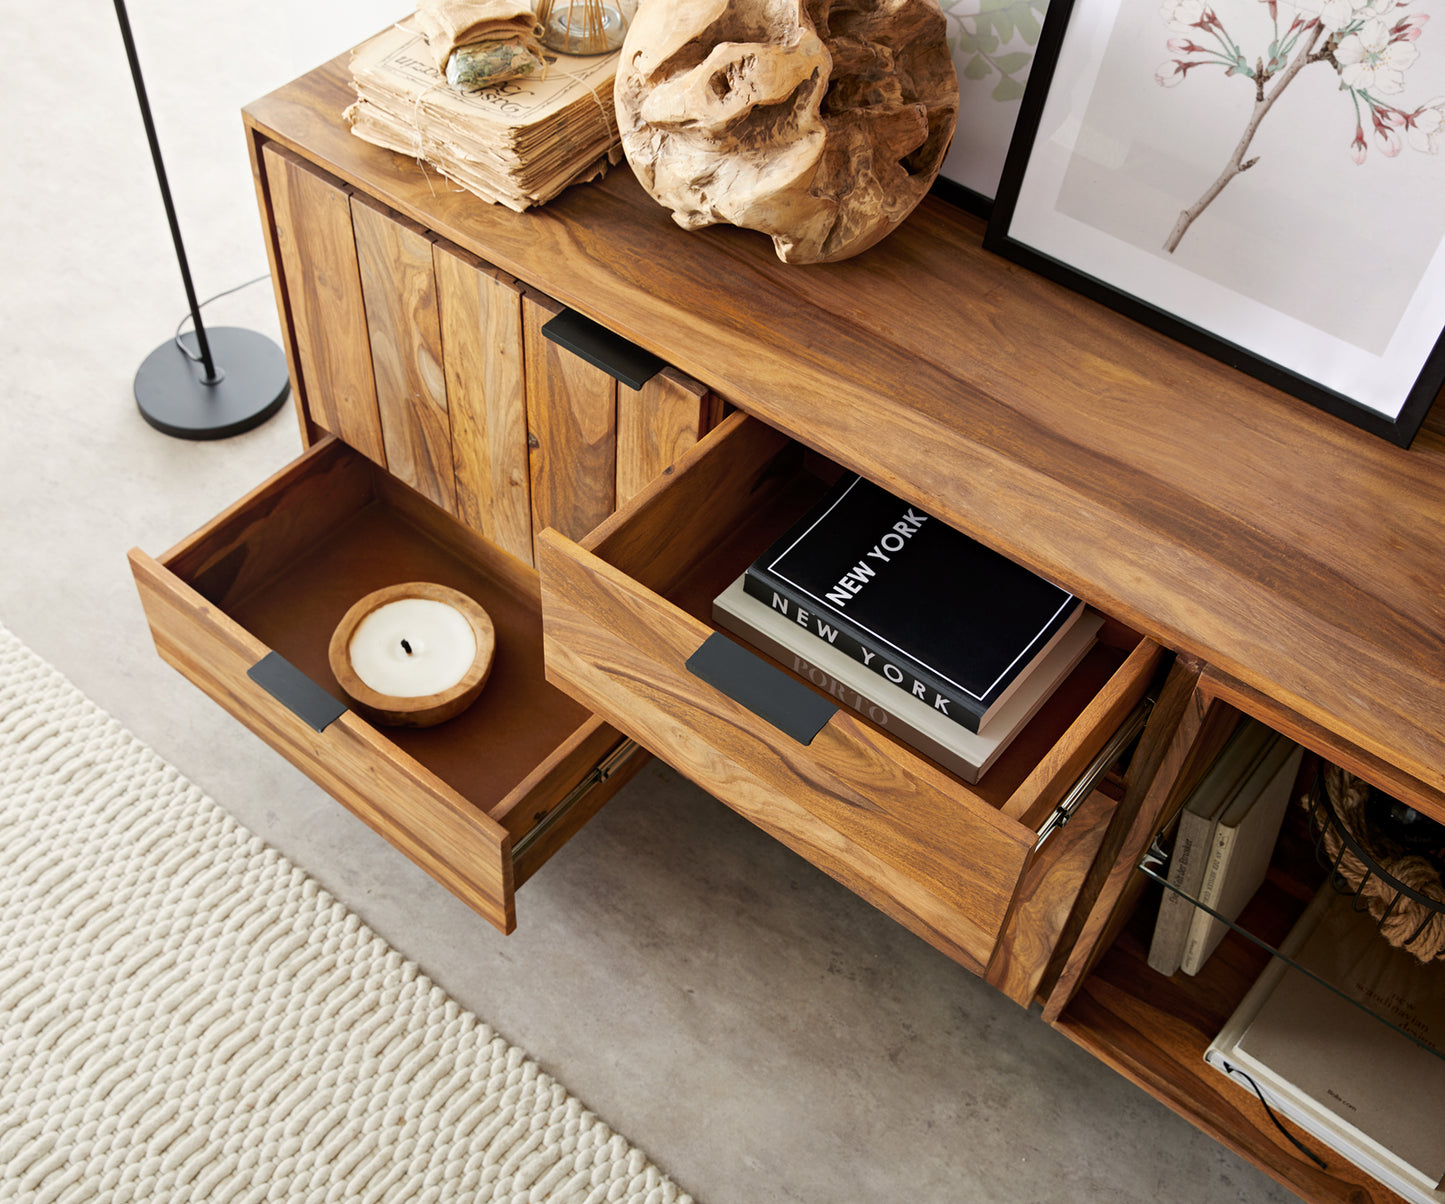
(243, 53, 1445, 809)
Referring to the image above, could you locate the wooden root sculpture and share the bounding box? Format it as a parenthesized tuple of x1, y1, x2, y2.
(614, 0, 959, 264)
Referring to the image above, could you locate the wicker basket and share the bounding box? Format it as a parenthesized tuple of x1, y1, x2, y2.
(1308, 765, 1445, 962)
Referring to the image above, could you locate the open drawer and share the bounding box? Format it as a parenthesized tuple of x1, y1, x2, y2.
(539, 412, 1167, 999)
(129, 435, 646, 933)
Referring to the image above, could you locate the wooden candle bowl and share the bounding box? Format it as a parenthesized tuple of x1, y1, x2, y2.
(328, 582, 495, 728)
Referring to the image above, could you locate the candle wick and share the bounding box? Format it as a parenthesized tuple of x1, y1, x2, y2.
(401, 639, 413, 656)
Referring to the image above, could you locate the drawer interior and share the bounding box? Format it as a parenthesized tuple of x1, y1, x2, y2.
(591, 435, 1138, 812)
(168, 437, 592, 837)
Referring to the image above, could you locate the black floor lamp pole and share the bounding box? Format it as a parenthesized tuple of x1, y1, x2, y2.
(113, 0, 289, 439)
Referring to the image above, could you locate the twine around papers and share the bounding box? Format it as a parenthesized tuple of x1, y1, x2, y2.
(395, 48, 622, 205)
(347, 20, 620, 209)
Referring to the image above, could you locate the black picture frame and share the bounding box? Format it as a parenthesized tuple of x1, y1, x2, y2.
(930, 175, 993, 219)
(984, 0, 1445, 447)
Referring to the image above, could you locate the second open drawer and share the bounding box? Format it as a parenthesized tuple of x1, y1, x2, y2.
(539, 413, 1166, 1000)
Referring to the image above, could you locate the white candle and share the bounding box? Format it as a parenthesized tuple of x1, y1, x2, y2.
(346, 597, 478, 698)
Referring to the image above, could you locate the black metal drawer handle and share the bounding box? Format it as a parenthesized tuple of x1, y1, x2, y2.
(541, 308, 664, 391)
(247, 652, 347, 733)
(686, 633, 836, 746)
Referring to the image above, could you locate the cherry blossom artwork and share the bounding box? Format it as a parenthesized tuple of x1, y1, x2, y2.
(987, 0, 1445, 444)
(1156, 0, 1445, 251)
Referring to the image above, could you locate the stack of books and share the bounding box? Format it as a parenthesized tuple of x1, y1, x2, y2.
(1147, 719, 1304, 977)
(712, 473, 1098, 782)
(345, 19, 621, 212)
(1206, 882, 1445, 1203)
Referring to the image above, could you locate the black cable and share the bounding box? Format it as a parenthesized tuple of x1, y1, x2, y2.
(1227, 1065, 1330, 1171)
(173, 273, 272, 361)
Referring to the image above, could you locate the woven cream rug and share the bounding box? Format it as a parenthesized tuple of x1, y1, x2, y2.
(0, 621, 692, 1204)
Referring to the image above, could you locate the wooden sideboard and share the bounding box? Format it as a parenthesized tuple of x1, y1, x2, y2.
(129, 45, 1445, 1204)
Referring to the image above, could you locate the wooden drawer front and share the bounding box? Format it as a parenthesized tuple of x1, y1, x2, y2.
(540, 413, 1161, 982)
(129, 437, 644, 934)
(131, 553, 513, 924)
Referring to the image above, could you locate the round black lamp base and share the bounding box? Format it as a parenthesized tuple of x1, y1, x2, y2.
(134, 326, 289, 440)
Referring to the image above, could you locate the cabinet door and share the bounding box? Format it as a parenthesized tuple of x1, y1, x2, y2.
(262, 147, 712, 560)
(522, 293, 618, 544)
(262, 144, 385, 465)
(434, 243, 535, 566)
(351, 194, 456, 514)
(617, 368, 721, 507)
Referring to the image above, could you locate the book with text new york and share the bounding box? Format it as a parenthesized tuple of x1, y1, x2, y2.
(742, 474, 1083, 733)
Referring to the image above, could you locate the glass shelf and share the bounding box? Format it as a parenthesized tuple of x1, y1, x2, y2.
(1137, 835, 1444, 1061)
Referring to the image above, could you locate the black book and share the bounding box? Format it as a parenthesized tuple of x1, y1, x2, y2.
(743, 474, 1083, 733)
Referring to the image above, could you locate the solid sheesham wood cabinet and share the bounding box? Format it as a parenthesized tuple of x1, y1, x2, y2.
(127, 44, 1445, 1204)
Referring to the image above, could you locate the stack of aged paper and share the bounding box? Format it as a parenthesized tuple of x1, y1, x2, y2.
(345, 18, 620, 212)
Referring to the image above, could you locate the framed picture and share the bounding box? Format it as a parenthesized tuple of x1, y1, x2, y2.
(932, 0, 1053, 213)
(984, 0, 1445, 445)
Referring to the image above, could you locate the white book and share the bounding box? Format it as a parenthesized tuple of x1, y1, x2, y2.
(1206, 884, 1445, 1204)
(712, 575, 1101, 783)
(1147, 718, 1276, 976)
(1179, 737, 1304, 975)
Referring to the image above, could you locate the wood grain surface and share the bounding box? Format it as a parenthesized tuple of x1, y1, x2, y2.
(130, 438, 636, 936)
(351, 194, 456, 513)
(538, 414, 1141, 979)
(238, 52, 1445, 1204)
(540, 529, 1023, 973)
(434, 243, 535, 564)
(986, 788, 1118, 1006)
(616, 367, 719, 506)
(130, 548, 517, 933)
(522, 293, 618, 544)
(260, 143, 384, 464)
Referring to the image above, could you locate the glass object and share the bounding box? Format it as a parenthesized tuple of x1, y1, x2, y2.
(536, 0, 628, 55)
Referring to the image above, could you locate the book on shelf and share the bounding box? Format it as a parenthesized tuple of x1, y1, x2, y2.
(713, 575, 1103, 783)
(1179, 735, 1304, 976)
(1205, 882, 1445, 1204)
(1146, 718, 1278, 976)
(741, 474, 1084, 735)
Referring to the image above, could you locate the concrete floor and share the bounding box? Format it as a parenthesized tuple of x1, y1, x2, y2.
(0, 2, 1297, 1201)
